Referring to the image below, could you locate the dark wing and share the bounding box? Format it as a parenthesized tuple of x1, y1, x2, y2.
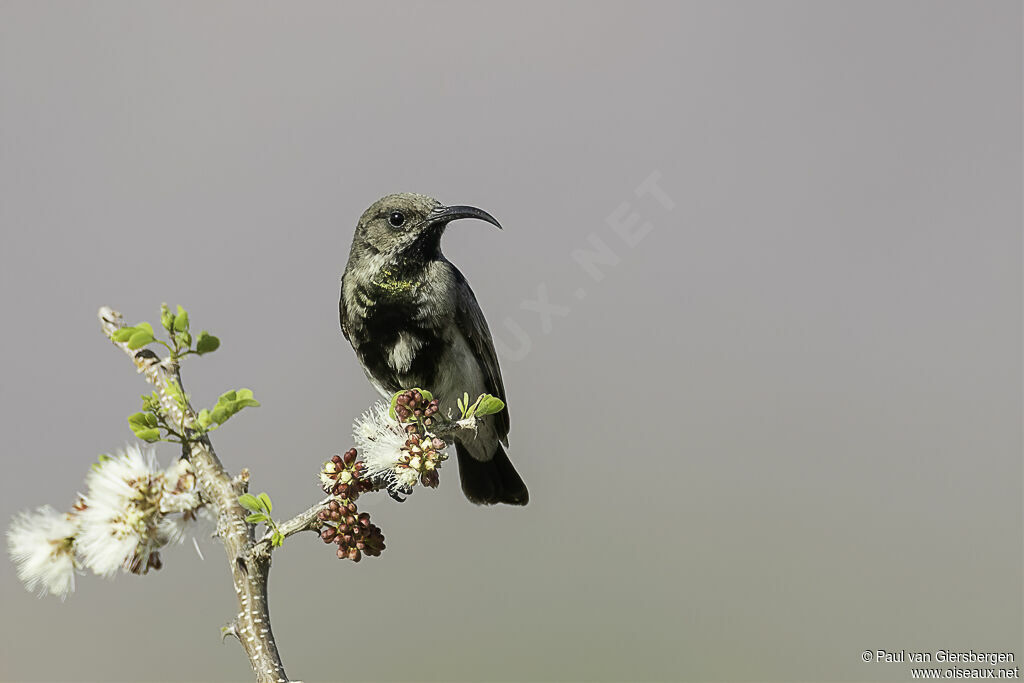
(339, 278, 351, 341)
(454, 277, 510, 444)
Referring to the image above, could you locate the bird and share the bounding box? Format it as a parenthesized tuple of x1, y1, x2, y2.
(339, 193, 528, 506)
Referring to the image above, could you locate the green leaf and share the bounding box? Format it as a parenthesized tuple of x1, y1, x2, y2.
(136, 322, 155, 336)
(271, 531, 284, 547)
(160, 304, 174, 332)
(389, 391, 403, 420)
(238, 494, 262, 512)
(197, 409, 212, 428)
(196, 332, 220, 355)
(209, 388, 260, 425)
(127, 330, 155, 350)
(258, 492, 273, 514)
(175, 331, 192, 348)
(112, 326, 137, 342)
(245, 513, 266, 524)
(128, 412, 158, 430)
(173, 306, 189, 333)
(133, 427, 161, 442)
(473, 394, 506, 417)
(415, 387, 433, 402)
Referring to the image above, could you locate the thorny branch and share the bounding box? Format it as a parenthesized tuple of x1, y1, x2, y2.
(99, 307, 288, 683)
(97, 306, 484, 682)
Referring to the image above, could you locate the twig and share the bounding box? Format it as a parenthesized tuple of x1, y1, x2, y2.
(250, 497, 331, 560)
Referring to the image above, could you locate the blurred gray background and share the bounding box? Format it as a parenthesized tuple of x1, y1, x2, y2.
(1, 2, 1020, 681)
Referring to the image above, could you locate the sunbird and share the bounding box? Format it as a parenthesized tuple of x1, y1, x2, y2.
(339, 193, 528, 505)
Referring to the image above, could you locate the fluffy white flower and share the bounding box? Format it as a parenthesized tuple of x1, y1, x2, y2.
(352, 401, 449, 492)
(76, 445, 198, 577)
(7, 506, 79, 599)
(160, 457, 202, 514)
(352, 402, 409, 484)
(393, 465, 420, 488)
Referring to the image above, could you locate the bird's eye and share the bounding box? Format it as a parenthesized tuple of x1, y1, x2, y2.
(388, 211, 406, 227)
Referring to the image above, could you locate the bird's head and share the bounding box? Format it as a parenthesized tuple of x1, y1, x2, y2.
(350, 192, 502, 262)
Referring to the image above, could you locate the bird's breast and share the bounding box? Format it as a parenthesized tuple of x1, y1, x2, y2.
(352, 294, 446, 393)
(343, 258, 459, 394)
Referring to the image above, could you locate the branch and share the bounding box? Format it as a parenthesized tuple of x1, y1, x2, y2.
(98, 307, 289, 683)
(251, 497, 330, 560)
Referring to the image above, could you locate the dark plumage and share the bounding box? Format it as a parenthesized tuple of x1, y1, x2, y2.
(339, 193, 528, 505)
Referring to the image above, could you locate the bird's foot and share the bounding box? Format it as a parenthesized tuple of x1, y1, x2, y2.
(387, 485, 413, 503)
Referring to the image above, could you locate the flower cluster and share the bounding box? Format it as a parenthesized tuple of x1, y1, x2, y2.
(6, 445, 205, 599)
(396, 432, 446, 488)
(318, 449, 384, 562)
(317, 497, 385, 563)
(314, 389, 459, 562)
(353, 391, 450, 494)
(318, 449, 371, 500)
(393, 389, 440, 424)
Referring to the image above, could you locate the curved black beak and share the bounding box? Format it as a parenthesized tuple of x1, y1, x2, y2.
(426, 204, 502, 230)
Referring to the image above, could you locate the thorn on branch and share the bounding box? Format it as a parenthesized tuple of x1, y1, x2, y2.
(221, 623, 240, 643)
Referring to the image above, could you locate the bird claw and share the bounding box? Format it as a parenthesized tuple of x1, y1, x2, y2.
(387, 485, 413, 503)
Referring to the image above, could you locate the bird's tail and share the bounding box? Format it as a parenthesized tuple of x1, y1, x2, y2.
(456, 442, 529, 506)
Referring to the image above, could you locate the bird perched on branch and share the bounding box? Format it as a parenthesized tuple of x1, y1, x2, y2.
(339, 193, 528, 505)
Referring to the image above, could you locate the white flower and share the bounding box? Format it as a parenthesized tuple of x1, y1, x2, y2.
(159, 458, 206, 545)
(76, 445, 199, 577)
(393, 465, 419, 488)
(352, 401, 449, 492)
(160, 457, 202, 514)
(353, 402, 409, 485)
(7, 506, 79, 599)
